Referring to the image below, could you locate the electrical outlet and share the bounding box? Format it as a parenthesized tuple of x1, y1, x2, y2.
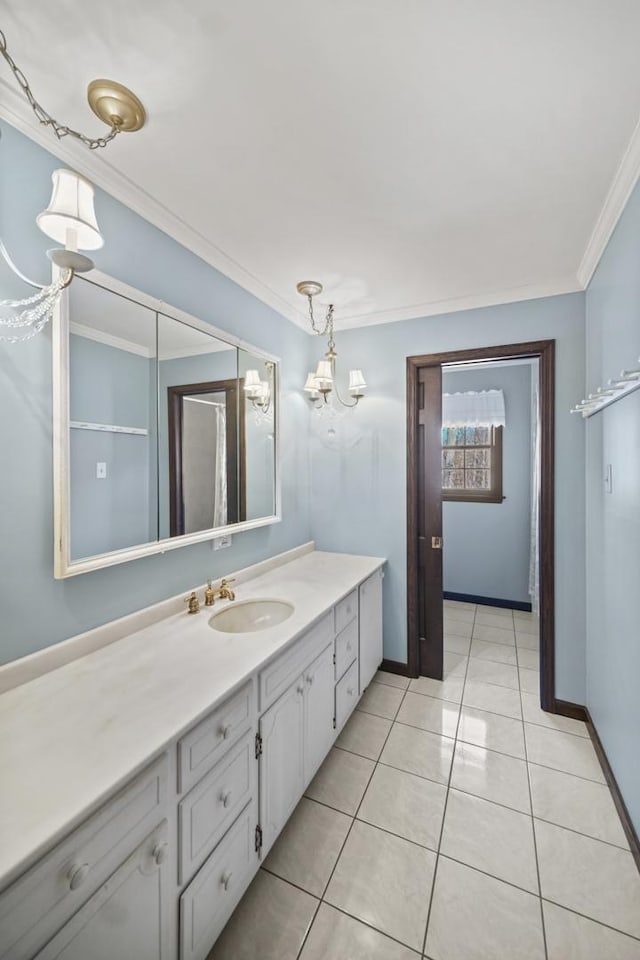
(96, 462, 107, 479)
(213, 534, 232, 550)
(604, 463, 613, 494)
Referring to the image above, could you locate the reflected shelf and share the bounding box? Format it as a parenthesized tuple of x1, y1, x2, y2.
(70, 420, 149, 436)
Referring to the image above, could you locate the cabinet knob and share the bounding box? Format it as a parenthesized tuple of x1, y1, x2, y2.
(220, 789, 233, 809)
(347, 687, 354, 697)
(219, 724, 232, 740)
(221, 871, 233, 892)
(305, 674, 314, 686)
(67, 862, 90, 891)
(296, 685, 305, 696)
(152, 842, 168, 866)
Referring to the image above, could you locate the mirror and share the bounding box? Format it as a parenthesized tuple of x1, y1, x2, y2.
(55, 272, 280, 577)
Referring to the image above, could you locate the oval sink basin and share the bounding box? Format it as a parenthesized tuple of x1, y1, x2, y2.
(209, 599, 294, 634)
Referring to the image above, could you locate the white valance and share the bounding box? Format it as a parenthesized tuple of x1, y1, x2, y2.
(442, 389, 505, 427)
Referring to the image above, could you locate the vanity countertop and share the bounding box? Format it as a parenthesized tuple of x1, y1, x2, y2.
(0, 549, 384, 889)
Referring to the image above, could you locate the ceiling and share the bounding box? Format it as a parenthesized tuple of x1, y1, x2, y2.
(2, 1, 640, 331)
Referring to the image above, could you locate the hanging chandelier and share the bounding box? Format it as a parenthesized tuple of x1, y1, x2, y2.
(297, 281, 366, 408)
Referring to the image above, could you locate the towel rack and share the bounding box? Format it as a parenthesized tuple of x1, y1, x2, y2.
(570, 358, 640, 418)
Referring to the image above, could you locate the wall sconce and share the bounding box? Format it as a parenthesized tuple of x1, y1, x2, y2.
(297, 281, 366, 408)
(243, 362, 275, 419)
(1, 169, 103, 342)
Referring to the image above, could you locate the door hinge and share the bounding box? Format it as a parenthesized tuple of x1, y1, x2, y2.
(254, 732, 262, 759)
(332, 716, 336, 730)
(332, 652, 336, 665)
(255, 824, 263, 855)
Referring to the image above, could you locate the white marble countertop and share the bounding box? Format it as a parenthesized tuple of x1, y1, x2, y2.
(0, 550, 384, 889)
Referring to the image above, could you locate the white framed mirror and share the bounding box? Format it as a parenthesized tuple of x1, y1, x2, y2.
(53, 270, 281, 578)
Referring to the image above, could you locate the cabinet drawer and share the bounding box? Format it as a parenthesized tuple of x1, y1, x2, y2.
(334, 618, 358, 681)
(259, 613, 333, 712)
(335, 659, 359, 732)
(335, 590, 358, 635)
(180, 801, 256, 960)
(178, 681, 254, 795)
(0, 755, 168, 960)
(178, 731, 256, 885)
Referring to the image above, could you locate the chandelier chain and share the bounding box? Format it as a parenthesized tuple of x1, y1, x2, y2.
(307, 293, 334, 337)
(0, 30, 120, 150)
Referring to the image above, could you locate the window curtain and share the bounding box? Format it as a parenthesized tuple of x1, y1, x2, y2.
(213, 404, 228, 528)
(442, 389, 506, 427)
(528, 369, 540, 614)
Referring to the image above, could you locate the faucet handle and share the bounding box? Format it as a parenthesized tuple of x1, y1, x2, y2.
(221, 577, 236, 585)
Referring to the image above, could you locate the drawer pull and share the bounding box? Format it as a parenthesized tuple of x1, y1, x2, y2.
(67, 862, 90, 891)
(219, 724, 232, 740)
(220, 789, 233, 809)
(305, 674, 314, 686)
(221, 871, 233, 892)
(152, 842, 168, 866)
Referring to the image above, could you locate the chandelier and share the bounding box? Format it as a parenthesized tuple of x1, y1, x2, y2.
(297, 281, 366, 408)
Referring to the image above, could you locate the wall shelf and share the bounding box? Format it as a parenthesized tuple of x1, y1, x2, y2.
(70, 420, 149, 436)
(571, 360, 640, 418)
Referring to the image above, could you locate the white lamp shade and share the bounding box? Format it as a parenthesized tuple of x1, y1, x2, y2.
(315, 359, 333, 388)
(303, 372, 318, 392)
(244, 369, 262, 390)
(37, 169, 103, 251)
(349, 369, 367, 392)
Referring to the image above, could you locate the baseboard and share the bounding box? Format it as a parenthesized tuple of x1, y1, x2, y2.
(380, 658, 413, 677)
(552, 699, 640, 872)
(443, 591, 532, 612)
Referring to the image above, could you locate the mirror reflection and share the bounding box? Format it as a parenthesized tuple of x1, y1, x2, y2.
(240, 349, 276, 521)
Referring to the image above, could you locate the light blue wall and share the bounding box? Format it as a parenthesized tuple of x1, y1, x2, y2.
(0, 121, 311, 664)
(310, 292, 586, 703)
(585, 179, 640, 834)
(442, 363, 532, 605)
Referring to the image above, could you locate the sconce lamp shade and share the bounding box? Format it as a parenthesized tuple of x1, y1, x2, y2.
(244, 369, 261, 390)
(348, 369, 367, 393)
(303, 373, 318, 392)
(315, 359, 333, 389)
(37, 169, 103, 251)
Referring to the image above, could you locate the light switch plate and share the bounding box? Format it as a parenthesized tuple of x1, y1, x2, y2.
(604, 463, 613, 494)
(96, 462, 107, 479)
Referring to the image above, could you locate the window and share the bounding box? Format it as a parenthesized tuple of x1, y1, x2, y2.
(442, 424, 503, 503)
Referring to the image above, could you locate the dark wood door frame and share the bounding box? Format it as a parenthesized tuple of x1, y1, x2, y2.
(407, 340, 556, 713)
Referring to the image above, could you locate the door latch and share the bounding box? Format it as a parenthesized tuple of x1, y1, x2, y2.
(431, 536, 443, 549)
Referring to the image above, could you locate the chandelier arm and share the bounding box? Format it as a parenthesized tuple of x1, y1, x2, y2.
(332, 378, 359, 408)
(0, 238, 48, 289)
(0, 31, 121, 150)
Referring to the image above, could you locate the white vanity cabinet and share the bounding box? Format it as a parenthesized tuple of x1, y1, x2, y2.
(359, 569, 384, 691)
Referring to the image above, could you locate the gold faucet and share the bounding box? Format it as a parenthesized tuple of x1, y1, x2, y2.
(204, 580, 215, 606)
(217, 577, 236, 601)
(184, 591, 200, 614)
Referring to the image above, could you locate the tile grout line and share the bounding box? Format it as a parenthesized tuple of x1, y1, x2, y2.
(420, 602, 478, 957)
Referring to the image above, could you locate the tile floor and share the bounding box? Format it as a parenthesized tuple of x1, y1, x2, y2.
(209, 602, 640, 960)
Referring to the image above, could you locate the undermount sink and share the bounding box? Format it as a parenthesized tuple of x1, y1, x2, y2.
(208, 599, 294, 634)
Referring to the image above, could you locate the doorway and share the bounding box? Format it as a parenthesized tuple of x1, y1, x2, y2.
(406, 340, 556, 712)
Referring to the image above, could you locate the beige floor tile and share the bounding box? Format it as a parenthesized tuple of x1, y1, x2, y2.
(466, 658, 519, 690)
(470, 639, 518, 665)
(475, 611, 514, 629)
(444, 599, 476, 612)
(524, 724, 604, 782)
(444, 634, 471, 656)
(264, 797, 351, 897)
(543, 901, 640, 960)
(457, 706, 526, 759)
(335, 710, 392, 761)
(358, 681, 405, 720)
(518, 668, 539, 694)
(516, 631, 540, 651)
(515, 617, 539, 635)
(451, 741, 531, 813)
(380, 723, 455, 784)
(208, 869, 317, 960)
(472, 623, 516, 645)
(444, 606, 475, 623)
(517, 648, 540, 670)
(440, 789, 538, 893)
(425, 857, 545, 960)
(305, 747, 375, 815)
(535, 819, 640, 939)
(462, 679, 522, 719)
(443, 651, 469, 679)
(521, 693, 589, 737)
(358, 762, 447, 850)
(396, 691, 460, 738)
(477, 605, 514, 619)
(443, 618, 473, 639)
(409, 674, 464, 703)
(374, 670, 410, 690)
(529, 763, 628, 848)
(300, 904, 420, 960)
(325, 820, 435, 951)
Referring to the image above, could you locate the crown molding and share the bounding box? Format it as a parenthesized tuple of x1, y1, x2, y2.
(69, 320, 153, 357)
(0, 81, 306, 329)
(577, 114, 640, 289)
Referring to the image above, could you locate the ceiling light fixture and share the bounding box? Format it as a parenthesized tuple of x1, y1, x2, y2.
(297, 281, 366, 408)
(0, 30, 146, 150)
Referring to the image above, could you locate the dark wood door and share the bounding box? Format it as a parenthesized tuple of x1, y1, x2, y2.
(417, 364, 443, 679)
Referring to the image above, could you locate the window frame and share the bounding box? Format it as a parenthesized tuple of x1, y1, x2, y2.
(441, 424, 504, 504)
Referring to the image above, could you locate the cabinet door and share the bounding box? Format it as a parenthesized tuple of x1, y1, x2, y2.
(259, 681, 305, 857)
(359, 570, 383, 690)
(303, 643, 335, 784)
(34, 823, 171, 960)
